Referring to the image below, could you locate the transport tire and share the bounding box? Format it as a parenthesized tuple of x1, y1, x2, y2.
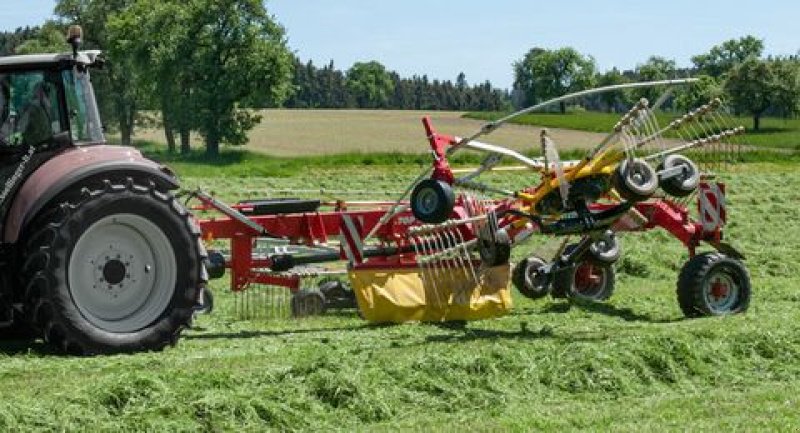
(553, 261, 615, 301)
(677, 252, 750, 317)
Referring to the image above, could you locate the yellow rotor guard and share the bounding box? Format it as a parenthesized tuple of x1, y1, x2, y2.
(349, 264, 512, 322)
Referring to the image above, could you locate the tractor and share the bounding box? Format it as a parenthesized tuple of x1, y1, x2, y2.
(0, 26, 207, 354)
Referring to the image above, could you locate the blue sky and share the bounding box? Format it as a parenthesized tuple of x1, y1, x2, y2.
(3, 0, 799, 89)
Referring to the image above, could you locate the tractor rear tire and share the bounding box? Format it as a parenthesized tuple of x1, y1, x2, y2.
(677, 252, 751, 317)
(21, 179, 206, 355)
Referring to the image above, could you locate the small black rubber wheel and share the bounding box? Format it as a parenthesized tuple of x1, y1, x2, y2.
(658, 154, 700, 197)
(21, 179, 206, 355)
(512, 257, 551, 300)
(553, 261, 615, 301)
(588, 231, 621, 265)
(613, 158, 658, 202)
(318, 279, 357, 309)
(290, 290, 327, 318)
(677, 252, 751, 317)
(319, 279, 346, 297)
(411, 179, 455, 224)
(205, 250, 226, 280)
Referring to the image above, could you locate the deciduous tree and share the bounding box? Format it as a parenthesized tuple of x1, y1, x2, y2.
(346, 61, 394, 109)
(692, 36, 764, 78)
(723, 58, 800, 131)
(513, 47, 596, 112)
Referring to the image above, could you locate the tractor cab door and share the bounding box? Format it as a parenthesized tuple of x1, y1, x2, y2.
(0, 70, 71, 207)
(0, 70, 68, 149)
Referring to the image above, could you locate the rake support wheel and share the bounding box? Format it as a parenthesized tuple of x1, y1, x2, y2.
(658, 154, 700, 197)
(411, 179, 455, 224)
(291, 289, 327, 318)
(588, 231, 621, 265)
(613, 158, 658, 202)
(677, 252, 751, 317)
(512, 257, 550, 300)
(553, 261, 615, 301)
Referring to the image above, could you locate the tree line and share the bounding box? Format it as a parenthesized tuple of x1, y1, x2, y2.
(512, 37, 800, 131)
(283, 58, 510, 112)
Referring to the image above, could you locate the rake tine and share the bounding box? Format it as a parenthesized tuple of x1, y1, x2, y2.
(446, 228, 470, 280)
(709, 110, 736, 166)
(420, 235, 442, 305)
(456, 229, 480, 284)
(694, 113, 720, 171)
(434, 231, 454, 288)
(434, 231, 453, 274)
(427, 235, 444, 300)
(243, 289, 249, 319)
(412, 235, 433, 296)
(411, 236, 436, 296)
(421, 235, 438, 278)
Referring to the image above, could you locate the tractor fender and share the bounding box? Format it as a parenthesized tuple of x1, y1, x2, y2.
(3, 145, 179, 244)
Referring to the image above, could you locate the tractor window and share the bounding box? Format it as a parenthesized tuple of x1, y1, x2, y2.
(0, 71, 67, 147)
(62, 69, 104, 143)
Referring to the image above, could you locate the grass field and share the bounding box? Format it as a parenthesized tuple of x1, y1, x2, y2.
(0, 159, 798, 431)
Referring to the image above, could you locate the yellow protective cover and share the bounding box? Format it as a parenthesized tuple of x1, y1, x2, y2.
(348, 264, 512, 323)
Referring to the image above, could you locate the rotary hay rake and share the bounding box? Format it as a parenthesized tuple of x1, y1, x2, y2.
(192, 78, 752, 322)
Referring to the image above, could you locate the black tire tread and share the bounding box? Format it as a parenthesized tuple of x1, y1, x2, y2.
(512, 257, 549, 300)
(676, 252, 751, 318)
(20, 178, 207, 355)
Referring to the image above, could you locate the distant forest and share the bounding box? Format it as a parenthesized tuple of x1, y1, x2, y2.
(285, 58, 511, 112)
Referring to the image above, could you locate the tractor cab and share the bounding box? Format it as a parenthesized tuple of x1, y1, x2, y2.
(0, 34, 104, 152)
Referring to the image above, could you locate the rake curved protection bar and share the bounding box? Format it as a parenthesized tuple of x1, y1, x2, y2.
(451, 78, 699, 154)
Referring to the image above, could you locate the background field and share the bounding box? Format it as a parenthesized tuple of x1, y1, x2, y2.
(132, 109, 800, 158)
(0, 159, 798, 431)
(134, 110, 611, 156)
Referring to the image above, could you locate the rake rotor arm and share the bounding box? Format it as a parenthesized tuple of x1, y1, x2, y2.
(644, 126, 745, 161)
(632, 98, 725, 150)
